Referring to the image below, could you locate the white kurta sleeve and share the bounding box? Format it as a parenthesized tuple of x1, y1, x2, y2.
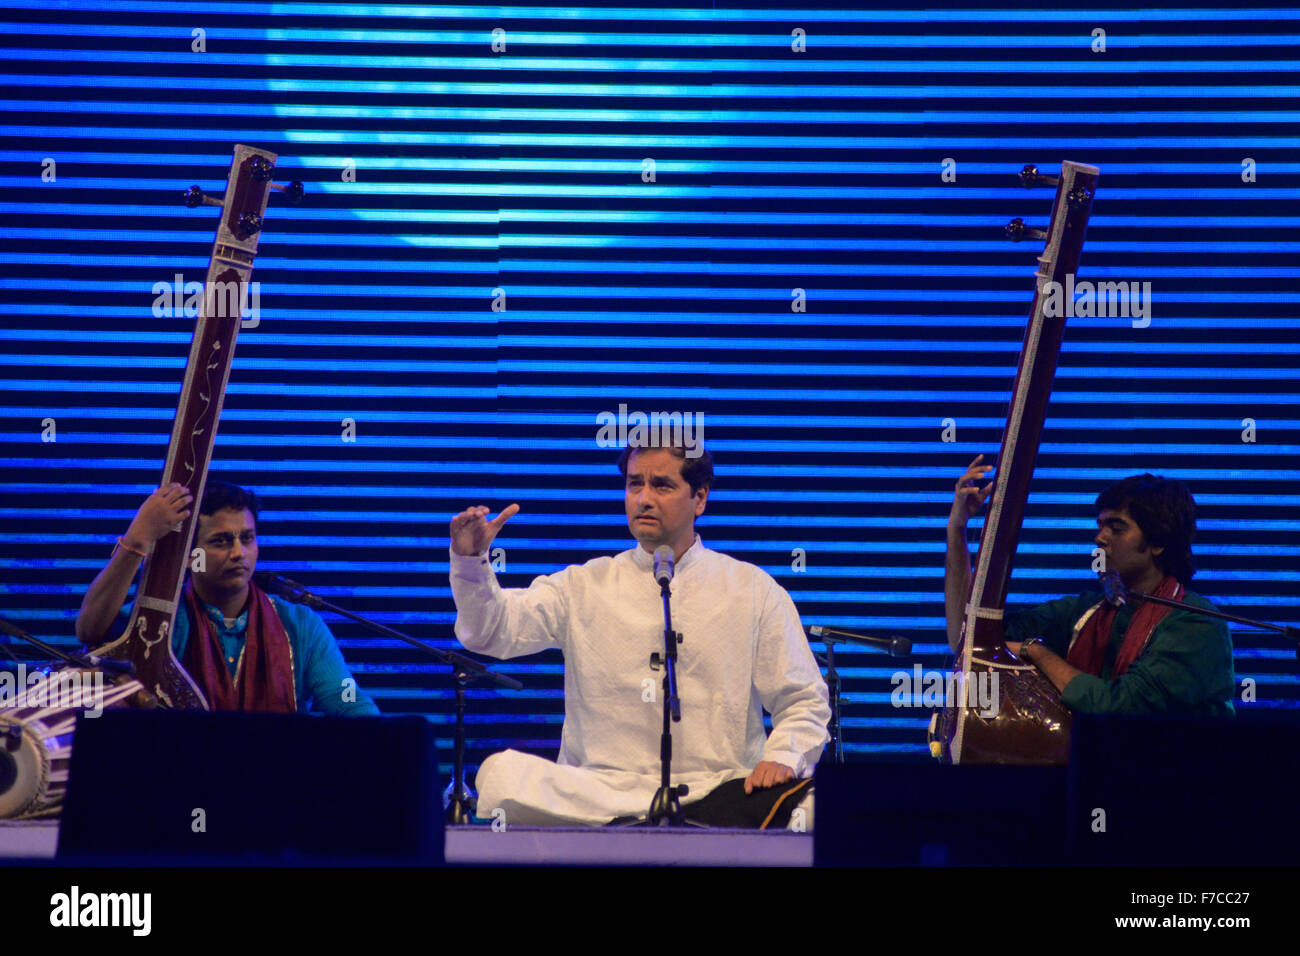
(752, 576, 831, 777)
(449, 547, 569, 659)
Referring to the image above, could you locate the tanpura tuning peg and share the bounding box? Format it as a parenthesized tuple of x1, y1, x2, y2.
(249, 155, 274, 182)
(270, 180, 305, 204)
(183, 185, 223, 209)
(1018, 164, 1060, 189)
(1005, 217, 1047, 242)
(237, 212, 263, 237)
(1067, 184, 1094, 209)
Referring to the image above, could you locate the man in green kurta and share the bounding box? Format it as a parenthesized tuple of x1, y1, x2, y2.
(944, 462, 1234, 717)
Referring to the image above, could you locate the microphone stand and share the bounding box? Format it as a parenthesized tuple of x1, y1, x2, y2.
(0, 615, 138, 679)
(807, 626, 913, 766)
(258, 574, 523, 824)
(812, 642, 844, 765)
(647, 571, 686, 826)
(0, 616, 154, 710)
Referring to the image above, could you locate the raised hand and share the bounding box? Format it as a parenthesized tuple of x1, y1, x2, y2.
(123, 482, 193, 550)
(948, 455, 994, 532)
(450, 503, 520, 556)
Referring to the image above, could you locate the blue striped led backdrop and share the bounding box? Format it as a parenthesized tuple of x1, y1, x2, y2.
(2, 2, 1297, 777)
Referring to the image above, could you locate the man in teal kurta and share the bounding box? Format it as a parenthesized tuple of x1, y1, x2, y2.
(78, 479, 378, 716)
(945, 464, 1234, 717)
(105, 589, 380, 717)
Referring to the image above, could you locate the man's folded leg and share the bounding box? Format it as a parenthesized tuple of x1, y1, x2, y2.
(679, 776, 814, 829)
(475, 749, 662, 827)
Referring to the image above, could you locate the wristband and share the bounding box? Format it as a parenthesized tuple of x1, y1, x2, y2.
(114, 536, 147, 559)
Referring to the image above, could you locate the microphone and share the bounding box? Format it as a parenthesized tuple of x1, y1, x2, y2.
(253, 569, 290, 594)
(652, 546, 675, 587)
(1099, 570, 1127, 607)
(253, 571, 325, 610)
(808, 625, 912, 657)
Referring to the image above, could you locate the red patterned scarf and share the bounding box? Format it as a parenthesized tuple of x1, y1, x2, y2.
(182, 579, 297, 713)
(1067, 574, 1183, 678)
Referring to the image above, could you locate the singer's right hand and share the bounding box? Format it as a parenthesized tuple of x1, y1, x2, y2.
(948, 455, 994, 532)
(450, 504, 520, 556)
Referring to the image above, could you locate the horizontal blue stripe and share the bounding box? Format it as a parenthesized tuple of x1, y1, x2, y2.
(0, 381, 494, 397)
(13, 181, 1300, 203)
(5, 47, 1300, 72)
(7, 126, 1300, 148)
(9, 248, 1300, 270)
(518, 391, 1300, 409)
(0, 3, 1291, 24)
(15, 205, 1300, 228)
(5, 382, 1297, 407)
(5, 279, 1298, 306)
(6, 354, 1298, 382)
(11, 22, 1300, 47)
(8, 77, 1300, 101)
(3, 407, 1295, 429)
(0, 306, 1293, 331)
(4, 232, 1300, 256)
(3, 329, 1300, 358)
(11, 101, 1300, 126)
(6, 152, 1300, 177)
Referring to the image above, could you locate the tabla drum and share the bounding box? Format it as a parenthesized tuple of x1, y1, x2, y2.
(0, 667, 143, 819)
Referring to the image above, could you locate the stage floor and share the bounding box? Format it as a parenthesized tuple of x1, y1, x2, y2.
(0, 820, 812, 866)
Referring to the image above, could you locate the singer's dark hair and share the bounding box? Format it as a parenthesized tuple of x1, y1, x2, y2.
(617, 444, 714, 497)
(199, 479, 260, 521)
(1095, 474, 1196, 585)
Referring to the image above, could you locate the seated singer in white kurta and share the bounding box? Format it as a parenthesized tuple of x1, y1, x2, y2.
(450, 535, 831, 826)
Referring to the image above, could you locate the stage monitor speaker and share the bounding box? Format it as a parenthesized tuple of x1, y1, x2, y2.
(57, 710, 443, 864)
(1067, 709, 1300, 866)
(814, 762, 1067, 865)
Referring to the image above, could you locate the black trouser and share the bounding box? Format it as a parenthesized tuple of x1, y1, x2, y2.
(609, 777, 812, 829)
